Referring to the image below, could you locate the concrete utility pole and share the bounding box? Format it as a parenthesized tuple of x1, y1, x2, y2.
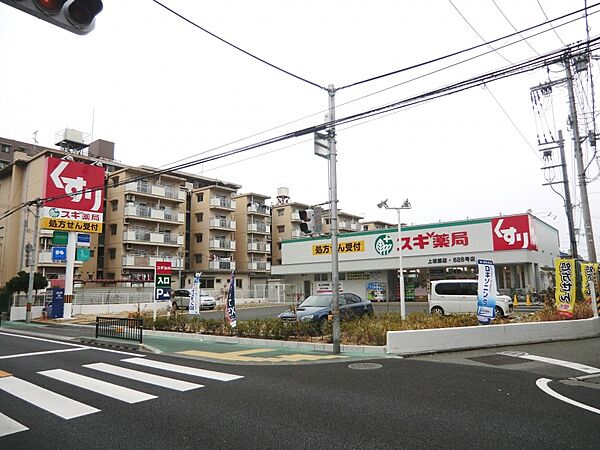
(25, 201, 41, 324)
(557, 130, 579, 261)
(327, 84, 341, 355)
(564, 56, 597, 263)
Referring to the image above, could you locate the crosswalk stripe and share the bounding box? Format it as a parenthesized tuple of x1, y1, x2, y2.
(121, 357, 244, 382)
(39, 369, 157, 404)
(83, 363, 204, 392)
(0, 412, 28, 438)
(0, 376, 99, 419)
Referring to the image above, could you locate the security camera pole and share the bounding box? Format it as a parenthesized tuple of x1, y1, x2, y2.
(378, 199, 411, 320)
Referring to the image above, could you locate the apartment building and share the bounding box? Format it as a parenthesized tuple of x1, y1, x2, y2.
(361, 220, 395, 231)
(103, 167, 187, 283)
(234, 193, 271, 285)
(320, 209, 363, 234)
(271, 200, 310, 266)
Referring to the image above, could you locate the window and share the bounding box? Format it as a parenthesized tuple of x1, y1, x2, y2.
(196, 234, 203, 243)
(314, 273, 330, 281)
(196, 213, 203, 223)
(277, 225, 285, 233)
(108, 248, 116, 260)
(277, 242, 282, 250)
(110, 224, 117, 235)
(277, 208, 284, 216)
(345, 293, 361, 304)
(89, 250, 95, 257)
(195, 254, 202, 263)
(196, 193, 204, 202)
(1, 144, 10, 153)
(110, 200, 118, 211)
(111, 176, 119, 187)
(236, 279, 242, 289)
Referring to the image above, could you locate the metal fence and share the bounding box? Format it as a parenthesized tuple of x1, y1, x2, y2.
(95, 316, 143, 343)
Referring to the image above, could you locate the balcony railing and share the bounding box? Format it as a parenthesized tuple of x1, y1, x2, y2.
(209, 239, 236, 250)
(247, 203, 271, 215)
(247, 242, 271, 252)
(124, 205, 184, 223)
(247, 261, 271, 271)
(210, 197, 236, 209)
(208, 260, 236, 270)
(38, 251, 82, 265)
(247, 222, 270, 234)
(291, 212, 301, 221)
(209, 218, 236, 229)
(339, 220, 359, 231)
(123, 231, 183, 246)
(122, 254, 182, 268)
(125, 181, 186, 201)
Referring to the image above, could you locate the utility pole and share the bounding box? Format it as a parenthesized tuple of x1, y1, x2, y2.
(25, 201, 41, 324)
(327, 84, 341, 355)
(557, 130, 579, 261)
(564, 56, 597, 263)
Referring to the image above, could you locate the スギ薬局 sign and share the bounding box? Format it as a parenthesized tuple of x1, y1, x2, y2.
(41, 157, 105, 233)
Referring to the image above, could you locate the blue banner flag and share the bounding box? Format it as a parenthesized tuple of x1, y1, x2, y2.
(477, 259, 497, 325)
(226, 271, 237, 328)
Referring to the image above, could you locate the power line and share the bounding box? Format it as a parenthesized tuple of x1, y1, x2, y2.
(336, 1, 600, 91)
(448, 0, 513, 64)
(491, 0, 541, 56)
(150, 0, 326, 91)
(536, 0, 567, 46)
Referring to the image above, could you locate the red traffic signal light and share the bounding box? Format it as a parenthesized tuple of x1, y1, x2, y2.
(1, 0, 103, 34)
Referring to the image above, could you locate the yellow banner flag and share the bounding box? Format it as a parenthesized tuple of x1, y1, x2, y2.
(555, 258, 576, 317)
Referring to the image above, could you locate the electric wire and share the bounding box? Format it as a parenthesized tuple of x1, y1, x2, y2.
(336, 1, 600, 91)
(150, 0, 326, 91)
(537, 0, 567, 46)
(491, 0, 541, 56)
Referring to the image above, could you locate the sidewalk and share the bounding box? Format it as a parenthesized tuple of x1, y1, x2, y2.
(0, 319, 388, 365)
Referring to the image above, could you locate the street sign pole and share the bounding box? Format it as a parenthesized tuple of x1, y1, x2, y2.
(63, 231, 77, 320)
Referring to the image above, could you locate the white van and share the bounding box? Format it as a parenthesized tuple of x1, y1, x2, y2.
(429, 280, 513, 318)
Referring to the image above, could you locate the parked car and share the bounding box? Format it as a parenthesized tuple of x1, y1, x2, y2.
(171, 289, 216, 311)
(278, 293, 373, 323)
(428, 280, 513, 318)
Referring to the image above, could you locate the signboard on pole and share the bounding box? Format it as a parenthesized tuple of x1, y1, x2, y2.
(154, 261, 172, 301)
(52, 230, 69, 245)
(51, 246, 67, 261)
(189, 272, 202, 315)
(476, 259, 497, 325)
(41, 156, 105, 233)
(555, 258, 576, 317)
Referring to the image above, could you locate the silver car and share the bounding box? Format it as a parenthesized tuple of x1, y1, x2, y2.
(171, 289, 216, 311)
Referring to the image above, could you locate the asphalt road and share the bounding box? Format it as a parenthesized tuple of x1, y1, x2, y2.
(1, 331, 599, 449)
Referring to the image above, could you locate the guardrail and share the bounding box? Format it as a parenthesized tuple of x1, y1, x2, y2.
(95, 317, 143, 343)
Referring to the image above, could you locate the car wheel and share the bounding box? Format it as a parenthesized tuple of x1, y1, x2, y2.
(495, 306, 504, 318)
(431, 306, 444, 316)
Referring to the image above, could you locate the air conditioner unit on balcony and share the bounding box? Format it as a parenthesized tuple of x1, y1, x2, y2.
(126, 194, 135, 202)
(124, 218, 130, 225)
(126, 244, 133, 250)
(122, 269, 129, 274)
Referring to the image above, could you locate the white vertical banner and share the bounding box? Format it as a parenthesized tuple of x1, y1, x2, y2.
(477, 259, 497, 325)
(189, 272, 202, 315)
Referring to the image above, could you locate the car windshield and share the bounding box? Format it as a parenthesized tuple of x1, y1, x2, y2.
(299, 295, 332, 308)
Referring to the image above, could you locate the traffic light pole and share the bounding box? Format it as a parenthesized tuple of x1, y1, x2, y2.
(327, 84, 341, 354)
(25, 201, 41, 324)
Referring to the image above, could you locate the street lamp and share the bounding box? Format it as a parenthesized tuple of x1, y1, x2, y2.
(377, 198, 412, 320)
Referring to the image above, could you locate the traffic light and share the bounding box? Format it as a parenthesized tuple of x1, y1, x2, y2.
(299, 209, 315, 235)
(0, 0, 103, 35)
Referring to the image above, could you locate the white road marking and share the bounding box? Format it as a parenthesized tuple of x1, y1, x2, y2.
(0, 347, 88, 360)
(83, 363, 203, 392)
(122, 357, 244, 382)
(0, 412, 28, 438)
(498, 351, 600, 374)
(536, 378, 600, 415)
(0, 376, 99, 419)
(39, 369, 156, 404)
(0, 331, 146, 356)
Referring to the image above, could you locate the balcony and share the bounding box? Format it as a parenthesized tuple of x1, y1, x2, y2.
(209, 218, 236, 230)
(124, 205, 184, 223)
(291, 229, 302, 238)
(247, 261, 271, 271)
(247, 203, 271, 215)
(209, 239, 236, 251)
(291, 212, 301, 221)
(339, 220, 359, 231)
(38, 251, 82, 266)
(247, 242, 271, 252)
(247, 222, 270, 234)
(125, 181, 186, 201)
(123, 231, 183, 246)
(208, 260, 236, 270)
(210, 197, 236, 210)
(122, 254, 182, 268)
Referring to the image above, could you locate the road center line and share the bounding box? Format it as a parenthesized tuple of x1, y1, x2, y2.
(498, 351, 600, 374)
(536, 378, 600, 415)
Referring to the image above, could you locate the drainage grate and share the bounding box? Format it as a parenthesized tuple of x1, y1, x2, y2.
(467, 354, 529, 366)
(348, 363, 383, 370)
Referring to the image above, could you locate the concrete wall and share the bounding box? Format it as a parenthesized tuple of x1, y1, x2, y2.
(387, 317, 600, 355)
